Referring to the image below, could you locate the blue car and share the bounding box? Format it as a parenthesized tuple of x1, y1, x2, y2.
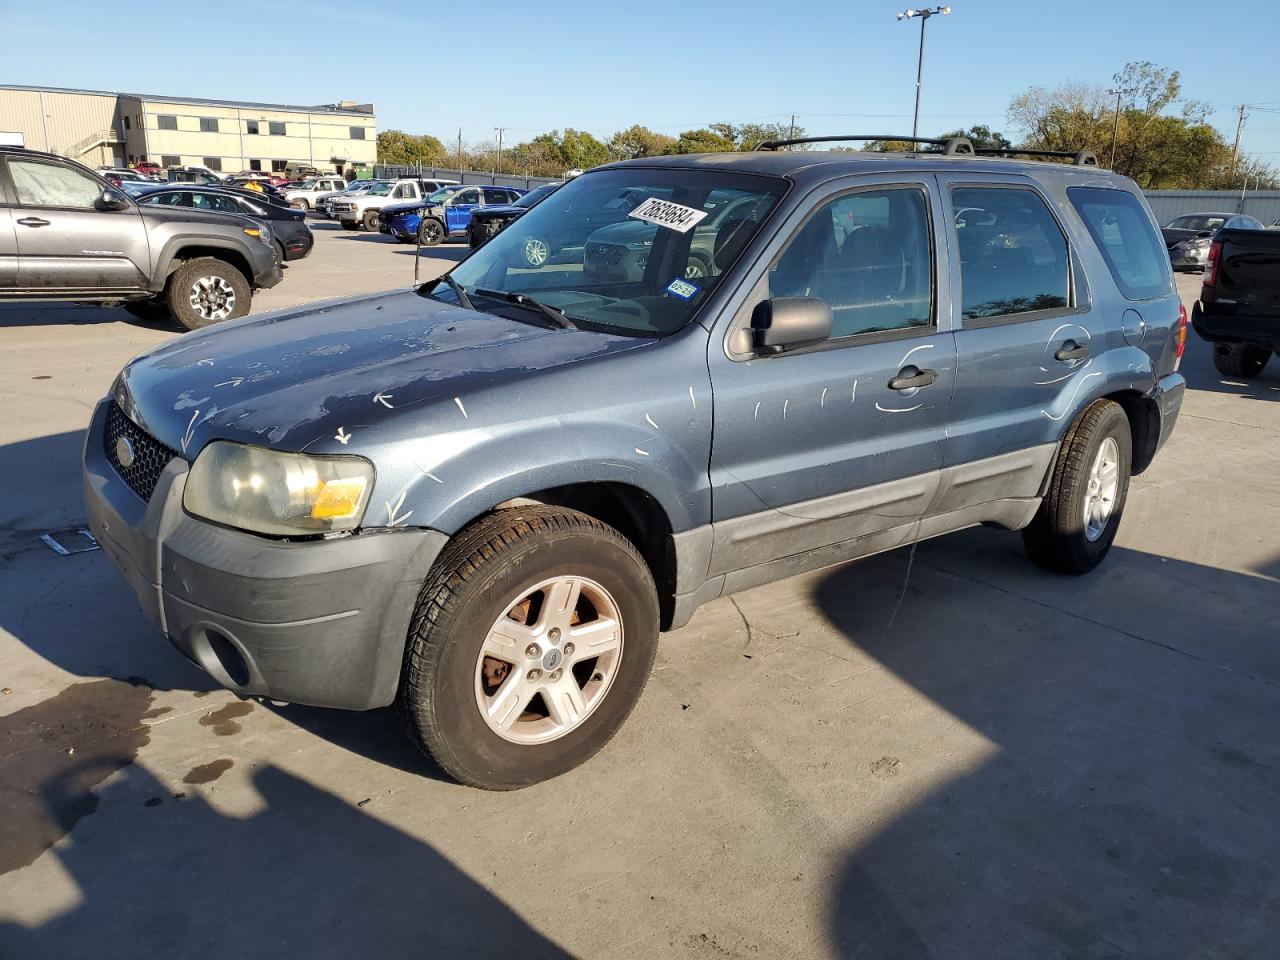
(380, 184, 526, 245)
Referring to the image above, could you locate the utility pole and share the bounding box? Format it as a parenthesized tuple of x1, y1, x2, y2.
(1230, 105, 1247, 182)
(456, 128, 463, 173)
(494, 127, 506, 175)
(1106, 87, 1124, 170)
(787, 113, 796, 148)
(897, 6, 953, 141)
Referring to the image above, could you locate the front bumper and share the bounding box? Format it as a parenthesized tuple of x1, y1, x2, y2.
(1169, 247, 1208, 271)
(83, 400, 447, 710)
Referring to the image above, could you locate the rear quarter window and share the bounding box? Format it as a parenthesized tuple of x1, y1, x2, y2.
(1067, 187, 1171, 301)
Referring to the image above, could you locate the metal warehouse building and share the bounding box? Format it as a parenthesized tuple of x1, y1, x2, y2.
(0, 84, 376, 175)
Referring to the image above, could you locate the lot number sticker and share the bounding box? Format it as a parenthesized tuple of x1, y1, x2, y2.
(628, 197, 709, 233)
(666, 277, 701, 300)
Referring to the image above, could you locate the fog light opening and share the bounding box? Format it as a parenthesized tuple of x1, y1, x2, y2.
(207, 630, 251, 687)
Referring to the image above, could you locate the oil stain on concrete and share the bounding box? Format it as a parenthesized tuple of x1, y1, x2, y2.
(0, 678, 153, 875)
(182, 758, 234, 785)
(198, 701, 253, 736)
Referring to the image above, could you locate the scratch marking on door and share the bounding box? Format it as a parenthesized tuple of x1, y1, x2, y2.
(453, 396, 468, 419)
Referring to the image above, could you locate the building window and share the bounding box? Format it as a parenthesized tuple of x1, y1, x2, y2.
(199, 118, 219, 133)
(202, 157, 222, 171)
(161, 155, 180, 168)
(246, 120, 260, 135)
(349, 126, 366, 140)
(269, 122, 286, 136)
(249, 159, 262, 171)
(158, 115, 177, 131)
(124, 116, 131, 130)
(271, 159, 287, 173)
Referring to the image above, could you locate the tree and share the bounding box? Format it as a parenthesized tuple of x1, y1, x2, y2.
(672, 121, 804, 154)
(938, 125, 1013, 151)
(376, 130, 447, 166)
(1004, 61, 1279, 188)
(506, 129, 610, 176)
(609, 125, 677, 160)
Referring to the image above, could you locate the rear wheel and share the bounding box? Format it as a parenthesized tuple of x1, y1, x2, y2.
(166, 257, 251, 331)
(1022, 399, 1131, 574)
(418, 218, 445, 246)
(397, 506, 659, 790)
(1212, 342, 1270, 379)
(362, 209, 380, 232)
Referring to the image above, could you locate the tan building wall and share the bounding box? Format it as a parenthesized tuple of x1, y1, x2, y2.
(2, 85, 374, 174)
(0, 87, 124, 167)
(120, 96, 375, 174)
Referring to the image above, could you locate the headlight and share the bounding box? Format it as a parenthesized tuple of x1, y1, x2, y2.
(184, 441, 374, 536)
(243, 223, 273, 246)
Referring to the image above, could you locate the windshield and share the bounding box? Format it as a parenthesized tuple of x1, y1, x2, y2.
(364, 182, 393, 196)
(515, 182, 559, 208)
(434, 168, 787, 336)
(1169, 214, 1228, 232)
(427, 186, 461, 203)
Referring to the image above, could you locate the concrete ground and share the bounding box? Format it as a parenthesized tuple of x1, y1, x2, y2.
(1, 224, 1277, 959)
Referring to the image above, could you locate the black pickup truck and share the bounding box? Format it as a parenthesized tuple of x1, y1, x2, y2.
(1192, 227, 1280, 378)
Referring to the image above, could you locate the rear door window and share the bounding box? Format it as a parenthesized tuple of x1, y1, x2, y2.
(1067, 187, 1170, 301)
(952, 186, 1070, 322)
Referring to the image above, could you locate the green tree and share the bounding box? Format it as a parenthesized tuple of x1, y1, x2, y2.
(376, 130, 447, 166)
(609, 125, 677, 159)
(938, 125, 1013, 151)
(674, 125, 737, 154)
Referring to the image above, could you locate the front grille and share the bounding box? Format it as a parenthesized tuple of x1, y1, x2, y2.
(589, 242, 626, 266)
(104, 400, 179, 502)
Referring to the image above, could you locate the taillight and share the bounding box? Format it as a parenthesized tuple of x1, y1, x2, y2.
(1174, 302, 1187, 370)
(1203, 238, 1222, 287)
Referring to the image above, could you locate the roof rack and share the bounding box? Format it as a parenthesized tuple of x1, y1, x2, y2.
(755, 134, 975, 156)
(974, 147, 1099, 167)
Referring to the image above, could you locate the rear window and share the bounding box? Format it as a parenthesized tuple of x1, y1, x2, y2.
(1068, 187, 1170, 301)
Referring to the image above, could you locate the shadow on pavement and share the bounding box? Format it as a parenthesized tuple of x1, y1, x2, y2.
(0, 758, 571, 959)
(0, 302, 181, 333)
(814, 527, 1280, 957)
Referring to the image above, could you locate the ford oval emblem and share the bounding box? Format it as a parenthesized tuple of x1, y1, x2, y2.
(115, 435, 137, 469)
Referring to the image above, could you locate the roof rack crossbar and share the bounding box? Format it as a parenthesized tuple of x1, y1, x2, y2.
(974, 147, 1099, 167)
(756, 134, 975, 156)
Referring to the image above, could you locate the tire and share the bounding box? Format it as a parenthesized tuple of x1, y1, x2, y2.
(362, 209, 380, 232)
(165, 257, 251, 331)
(398, 506, 659, 790)
(274, 240, 287, 263)
(523, 236, 550, 267)
(1022, 399, 1132, 574)
(418, 217, 445, 246)
(293, 198, 310, 211)
(684, 255, 710, 280)
(123, 298, 170, 321)
(340, 219, 358, 231)
(1212, 342, 1270, 379)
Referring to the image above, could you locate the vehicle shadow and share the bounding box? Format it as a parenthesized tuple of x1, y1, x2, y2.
(812, 528, 1280, 957)
(0, 302, 183, 333)
(1183, 334, 1280, 401)
(0, 757, 572, 959)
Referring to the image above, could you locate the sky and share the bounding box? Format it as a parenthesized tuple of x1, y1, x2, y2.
(5, 0, 1280, 161)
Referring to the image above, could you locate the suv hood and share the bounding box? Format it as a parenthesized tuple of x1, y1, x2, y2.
(115, 288, 650, 455)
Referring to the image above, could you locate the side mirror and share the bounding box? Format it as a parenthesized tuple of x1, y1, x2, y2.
(752, 297, 832, 354)
(97, 189, 131, 211)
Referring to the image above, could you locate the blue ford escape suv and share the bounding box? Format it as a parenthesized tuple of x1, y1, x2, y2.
(84, 136, 1187, 789)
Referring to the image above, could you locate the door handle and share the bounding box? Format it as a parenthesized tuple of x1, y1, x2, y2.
(888, 365, 938, 391)
(17, 217, 50, 227)
(1054, 340, 1090, 362)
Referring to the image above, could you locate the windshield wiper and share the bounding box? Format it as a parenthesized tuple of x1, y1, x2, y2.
(440, 274, 474, 311)
(474, 288, 578, 330)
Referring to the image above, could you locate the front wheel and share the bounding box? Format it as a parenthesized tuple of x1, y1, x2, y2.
(1213, 342, 1270, 379)
(397, 506, 659, 790)
(523, 236, 550, 267)
(417, 218, 445, 246)
(362, 209, 381, 232)
(1022, 399, 1132, 574)
(292, 198, 310, 211)
(166, 258, 251, 331)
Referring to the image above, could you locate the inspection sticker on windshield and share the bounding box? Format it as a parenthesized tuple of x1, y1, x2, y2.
(628, 197, 708, 233)
(665, 277, 701, 300)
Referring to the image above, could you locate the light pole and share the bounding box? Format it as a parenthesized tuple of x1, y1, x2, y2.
(897, 6, 952, 141)
(1106, 87, 1125, 170)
